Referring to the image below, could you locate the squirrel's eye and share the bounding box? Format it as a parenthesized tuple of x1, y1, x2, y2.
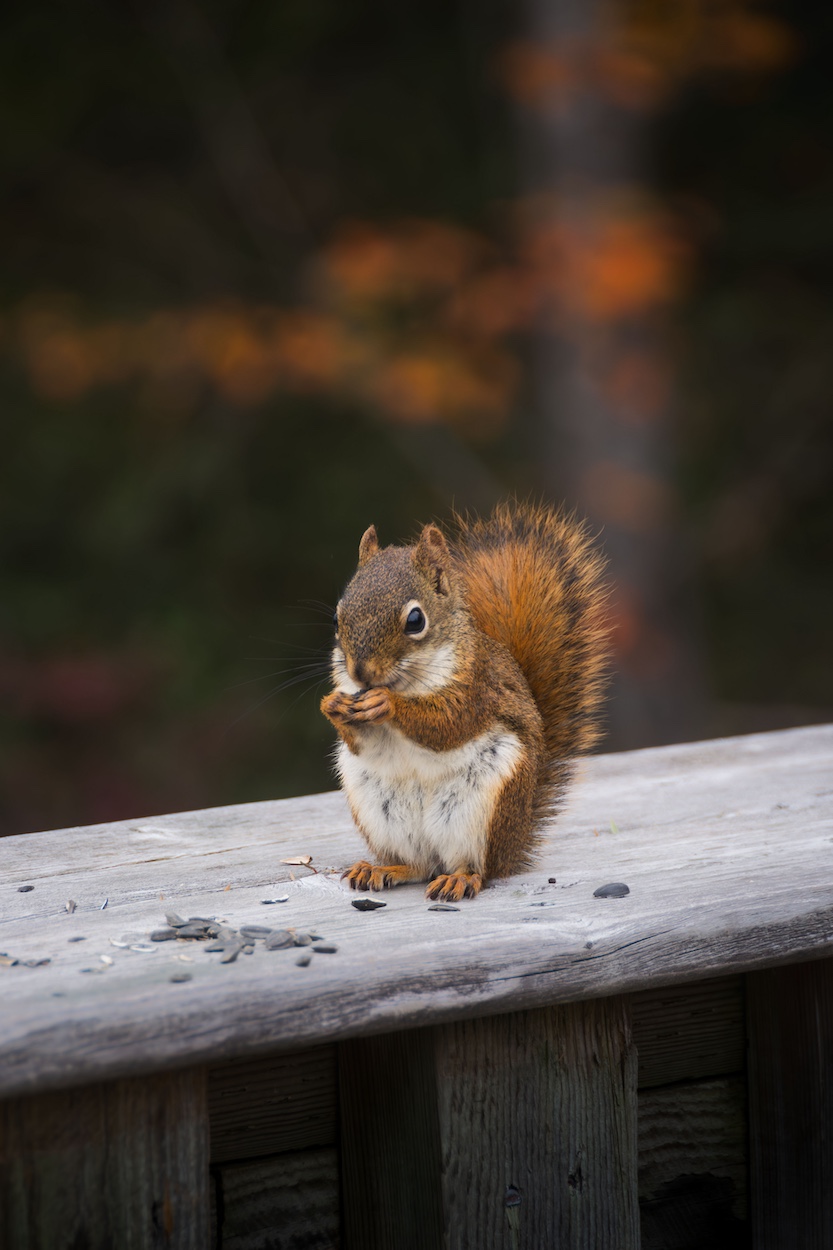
(404, 606, 426, 636)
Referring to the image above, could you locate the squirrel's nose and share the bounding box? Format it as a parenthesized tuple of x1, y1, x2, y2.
(351, 659, 370, 688)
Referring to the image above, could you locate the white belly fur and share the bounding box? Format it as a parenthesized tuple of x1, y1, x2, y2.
(336, 723, 523, 875)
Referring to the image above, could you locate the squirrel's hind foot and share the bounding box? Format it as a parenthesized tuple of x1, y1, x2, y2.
(425, 872, 483, 902)
(341, 860, 422, 891)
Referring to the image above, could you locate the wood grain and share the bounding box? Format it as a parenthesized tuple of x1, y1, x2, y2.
(340, 1029, 445, 1250)
(630, 976, 745, 1089)
(0, 1068, 209, 1249)
(0, 724, 831, 1097)
(434, 998, 639, 1250)
(747, 961, 833, 1250)
(208, 1044, 337, 1163)
(212, 1147, 339, 1250)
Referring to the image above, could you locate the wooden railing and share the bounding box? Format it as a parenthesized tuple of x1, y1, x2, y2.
(1, 723, 831, 1249)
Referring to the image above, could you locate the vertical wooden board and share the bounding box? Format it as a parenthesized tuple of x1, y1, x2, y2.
(434, 997, 639, 1250)
(339, 1029, 445, 1250)
(747, 959, 833, 1250)
(0, 1068, 209, 1250)
(214, 1147, 340, 1250)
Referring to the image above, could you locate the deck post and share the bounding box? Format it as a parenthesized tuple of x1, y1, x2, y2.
(340, 995, 639, 1250)
(0, 1067, 209, 1250)
(747, 958, 833, 1250)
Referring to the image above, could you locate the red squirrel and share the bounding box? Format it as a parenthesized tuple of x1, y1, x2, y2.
(320, 501, 608, 902)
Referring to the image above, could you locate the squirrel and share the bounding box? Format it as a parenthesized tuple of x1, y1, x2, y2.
(320, 501, 609, 903)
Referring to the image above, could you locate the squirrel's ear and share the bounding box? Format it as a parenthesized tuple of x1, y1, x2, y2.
(414, 524, 451, 595)
(358, 525, 379, 566)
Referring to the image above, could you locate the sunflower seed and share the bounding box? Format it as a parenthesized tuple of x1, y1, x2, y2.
(165, 913, 188, 928)
(264, 930, 294, 950)
(313, 944, 337, 954)
(175, 923, 210, 939)
(293, 933, 314, 947)
(295, 953, 312, 967)
(261, 896, 289, 905)
(17, 885, 34, 893)
(68, 936, 87, 943)
(220, 943, 245, 964)
(169, 971, 193, 983)
(427, 903, 459, 912)
(150, 928, 177, 942)
(351, 898, 386, 911)
(593, 882, 630, 899)
(239, 925, 272, 940)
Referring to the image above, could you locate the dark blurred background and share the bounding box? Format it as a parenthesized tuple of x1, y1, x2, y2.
(2, 0, 831, 837)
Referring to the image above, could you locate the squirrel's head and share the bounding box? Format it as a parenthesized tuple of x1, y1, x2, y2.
(332, 523, 466, 693)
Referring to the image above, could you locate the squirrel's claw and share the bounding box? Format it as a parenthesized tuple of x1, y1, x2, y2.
(426, 872, 483, 903)
(341, 860, 418, 891)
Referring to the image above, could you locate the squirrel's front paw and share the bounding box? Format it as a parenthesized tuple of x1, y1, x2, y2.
(426, 872, 483, 902)
(321, 688, 393, 726)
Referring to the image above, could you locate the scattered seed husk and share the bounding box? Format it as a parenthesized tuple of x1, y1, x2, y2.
(220, 943, 245, 964)
(176, 923, 211, 939)
(295, 953, 312, 967)
(261, 896, 289, 905)
(169, 971, 193, 983)
(111, 933, 143, 948)
(65, 900, 77, 914)
(17, 885, 34, 893)
(282, 856, 312, 867)
(99, 955, 114, 966)
(239, 925, 272, 940)
(351, 898, 386, 911)
(100, 898, 109, 910)
(427, 903, 460, 912)
(264, 930, 294, 950)
(129, 943, 157, 953)
(68, 936, 86, 943)
(23, 958, 51, 967)
(313, 944, 337, 954)
(593, 882, 630, 899)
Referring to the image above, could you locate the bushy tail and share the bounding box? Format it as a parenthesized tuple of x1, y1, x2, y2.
(452, 501, 609, 820)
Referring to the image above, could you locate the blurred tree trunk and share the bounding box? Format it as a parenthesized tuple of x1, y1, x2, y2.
(520, 0, 708, 750)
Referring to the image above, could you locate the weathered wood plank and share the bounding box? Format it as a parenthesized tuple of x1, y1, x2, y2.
(0, 725, 831, 1097)
(340, 1001, 639, 1250)
(208, 1044, 337, 1163)
(0, 1068, 209, 1250)
(631, 976, 745, 1089)
(747, 960, 833, 1250)
(212, 1147, 339, 1250)
(339, 1029, 445, 1250)
(434, 998, 639, 1249)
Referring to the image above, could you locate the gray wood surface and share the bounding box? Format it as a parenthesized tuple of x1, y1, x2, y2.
(434, 998, 639, 1250)
(1, 724, 831, 1097)
(0, 1068, 209, 1249)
